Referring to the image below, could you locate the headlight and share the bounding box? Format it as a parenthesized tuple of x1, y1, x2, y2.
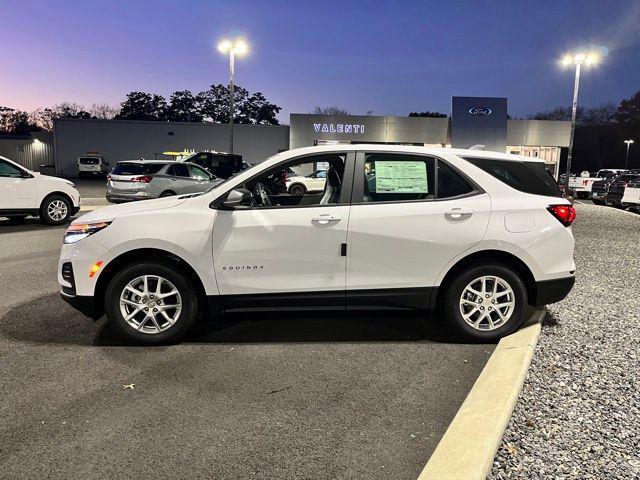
(64, 221, 110, 244)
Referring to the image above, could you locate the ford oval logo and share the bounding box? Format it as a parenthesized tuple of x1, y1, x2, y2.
(468, 107, 492, 116)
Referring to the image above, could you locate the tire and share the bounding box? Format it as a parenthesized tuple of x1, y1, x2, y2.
(576, 192, 588, 199)
(104, 261, 199, 345)
(289, 183, 306, 196)
(40, 195, 72, 225)
(159, 190, 176, 197)
(442, 263, 528, 342)
(592, 199, 605, 205)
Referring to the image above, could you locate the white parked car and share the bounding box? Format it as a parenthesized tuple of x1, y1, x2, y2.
(286, 169, 327, 196)
(78, 155, 109, 178)
(59, 145, 576, 344)
(0, 155, 80, 225)
(568, 169, 626, 198)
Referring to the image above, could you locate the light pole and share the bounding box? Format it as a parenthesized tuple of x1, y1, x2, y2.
(217, 38, 249, 154)
(560, 51, 600, 192)
(624, 139, 634, 169)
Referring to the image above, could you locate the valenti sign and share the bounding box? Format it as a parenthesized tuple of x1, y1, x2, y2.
(313, 123, 366, 134)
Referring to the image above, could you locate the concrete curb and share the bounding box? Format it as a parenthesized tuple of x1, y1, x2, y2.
(417, 309, 545, 480)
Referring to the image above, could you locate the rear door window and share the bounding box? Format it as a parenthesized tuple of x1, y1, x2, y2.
(464, 157, 562, 197)
(112, 163, 166, 175)
(361, 153, 435, 203)
(168, 163, 190, 178)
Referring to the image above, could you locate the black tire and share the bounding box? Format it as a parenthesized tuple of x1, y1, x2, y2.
(442, 263, 528, 342)
(104, 261, 198, 345)
(289, 183, 306, 196)
(159, 190, 176, 197)
(591, 198, 605, 205)
(40, 194, 72, 225)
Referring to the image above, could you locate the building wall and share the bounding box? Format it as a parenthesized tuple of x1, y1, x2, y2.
(507, 119, 571, 147)
(290, 114, 448, 148)
(451, 97, 508, 152)
(54, 119, 290, 176)
(0, 132, 54, 171)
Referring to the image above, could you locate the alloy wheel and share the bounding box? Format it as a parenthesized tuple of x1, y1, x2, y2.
(119, 275, 182, 334)
(47, 200, 68, 221)
(459, 275, 515, 331)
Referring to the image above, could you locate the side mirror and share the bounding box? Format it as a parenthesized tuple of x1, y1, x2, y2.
(222, 188, 252, 209)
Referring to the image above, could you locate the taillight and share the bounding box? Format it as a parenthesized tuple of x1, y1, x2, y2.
(547, 204, 576, 227)
(106, 174, 111, 181)
(130, 175, 153, 183)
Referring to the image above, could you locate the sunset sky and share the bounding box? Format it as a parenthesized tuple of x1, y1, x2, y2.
(1, 0, 639, 121)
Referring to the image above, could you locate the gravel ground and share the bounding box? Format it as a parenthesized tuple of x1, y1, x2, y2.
(490, 205, 640, 479)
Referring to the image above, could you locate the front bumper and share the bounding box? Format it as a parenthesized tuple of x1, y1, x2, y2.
(532, 276, 575, 306)
(60, 291, 99, 319)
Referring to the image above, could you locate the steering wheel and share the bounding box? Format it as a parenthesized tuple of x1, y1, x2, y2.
(254, 182, 272, 207)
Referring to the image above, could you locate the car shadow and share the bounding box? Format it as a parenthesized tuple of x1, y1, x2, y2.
(1, 293, 464, 347)
(0, 217, 66, 233)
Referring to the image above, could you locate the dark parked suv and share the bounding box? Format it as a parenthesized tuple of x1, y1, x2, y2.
(606, 171, 640, 207)
(178, 151, 243, 179)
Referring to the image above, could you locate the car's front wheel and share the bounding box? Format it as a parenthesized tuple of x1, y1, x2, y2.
(105, 262, 198, 344)
(40, 195, 72, 225)
(289, 183, 306, 196)
(443, 264, 527, 341)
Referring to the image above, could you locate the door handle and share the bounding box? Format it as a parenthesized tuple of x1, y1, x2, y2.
(444, 208, 473, 220)
(311, 214, 342, 225)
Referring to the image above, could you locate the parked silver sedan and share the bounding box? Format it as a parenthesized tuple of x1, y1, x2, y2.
(106, 160, 222, 203)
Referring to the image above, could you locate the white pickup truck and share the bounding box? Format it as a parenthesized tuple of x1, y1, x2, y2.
(569, 169, 627, 198)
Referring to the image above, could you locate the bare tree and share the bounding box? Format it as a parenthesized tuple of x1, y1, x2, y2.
(89, 103, 119, 119)
(312, 106, 350, 116)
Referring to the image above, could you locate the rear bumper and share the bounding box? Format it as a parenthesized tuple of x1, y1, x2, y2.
(532, 276, 575, 306)
(60, 291, 99, 319)
(106, 192, 150, 203)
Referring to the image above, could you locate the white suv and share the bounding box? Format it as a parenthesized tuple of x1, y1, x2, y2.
(58, 145, 576, 344)
(0, 155, 80, 225)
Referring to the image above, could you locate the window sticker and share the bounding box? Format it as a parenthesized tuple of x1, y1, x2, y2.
(375, 161, 428, 193)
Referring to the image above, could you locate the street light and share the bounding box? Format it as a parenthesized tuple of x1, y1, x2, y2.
(624, 139, 634, 169)
(217, 38, 249, 154)
(559, 50, 601, 191)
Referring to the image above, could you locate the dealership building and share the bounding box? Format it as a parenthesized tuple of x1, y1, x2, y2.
(1, 96, 571, 178)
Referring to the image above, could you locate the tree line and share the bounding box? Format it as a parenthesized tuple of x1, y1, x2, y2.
(2, 89, 640, 135)
(0, 84, 281, 135)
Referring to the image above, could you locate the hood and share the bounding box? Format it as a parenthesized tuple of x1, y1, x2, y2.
(33, 172, 75, 186)
(73, 196, 187, 224)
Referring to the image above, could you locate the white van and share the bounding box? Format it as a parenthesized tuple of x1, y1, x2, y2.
(78, 155, 109, 178)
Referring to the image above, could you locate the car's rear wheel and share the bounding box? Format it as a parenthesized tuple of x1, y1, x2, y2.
(105, 262, 198, 345)
(40, 195, 72, 225)
(443, 264, 527, 341)
(159, 190, 175, 197)
(289, 183, 306, 196)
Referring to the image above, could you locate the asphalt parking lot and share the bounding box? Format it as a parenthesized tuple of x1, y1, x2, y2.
(0, 218, 494, 479)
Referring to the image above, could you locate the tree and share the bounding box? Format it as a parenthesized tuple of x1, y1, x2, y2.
(0, 106, 39, 134)
(89, 103, 119, 119)
(408, 111, 447, 118)
(197, 84, 281, 124)
(312, 106, 350, 116)
(166, 90, 203, 122)
(116, 92, 168, 121)
(530, 104, 616, 127)
(616, 91, 640, 125)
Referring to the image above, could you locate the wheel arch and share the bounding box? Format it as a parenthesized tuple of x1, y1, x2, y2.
(434, 249, 538, 310)
(288, 182, 306, 193)
(160, 190, 177, 197)
(94, 248, 208, 319)
(40, 191, 74, 211)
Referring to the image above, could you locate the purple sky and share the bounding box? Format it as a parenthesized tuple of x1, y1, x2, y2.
(1, 0, 639, 122)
